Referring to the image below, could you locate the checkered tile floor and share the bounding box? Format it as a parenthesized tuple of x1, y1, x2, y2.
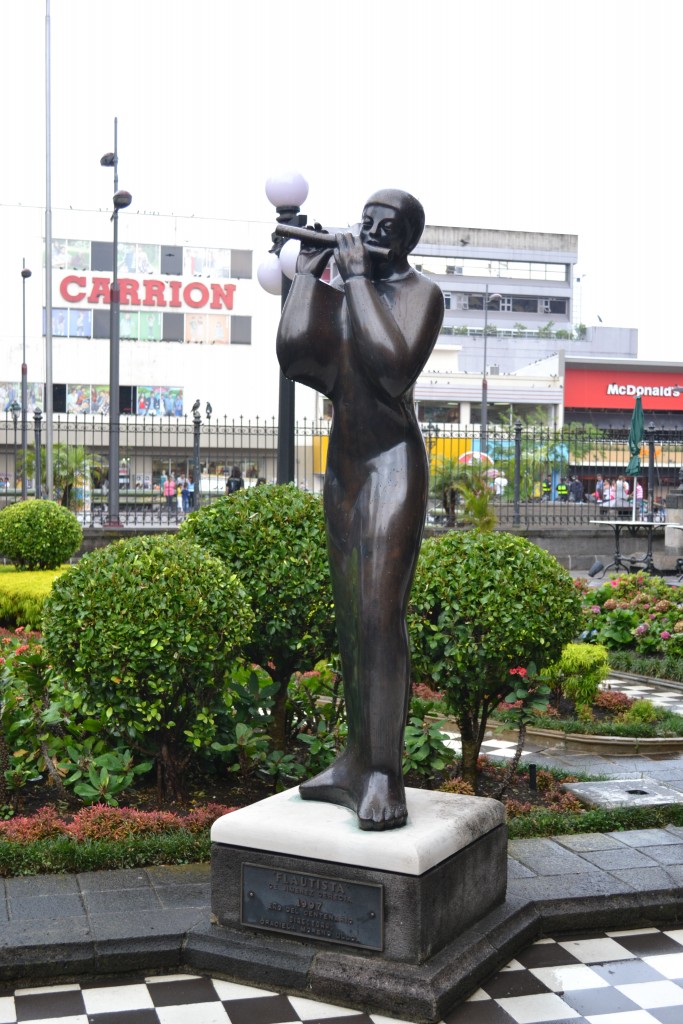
(2, 928, 683, 1024)
(440, 677, 683, 760)
(1, 972, 396, 1024)
(446, 927, 683, 1024)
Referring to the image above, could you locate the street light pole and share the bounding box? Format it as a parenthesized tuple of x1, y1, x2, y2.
(20, 261, 32, 500)
(9, 400, 20, 490)
(480, 283, 502, 449)
(100, 118, 132, 526)
(192, 406, 202, 510)
(260, 172, 309, 484)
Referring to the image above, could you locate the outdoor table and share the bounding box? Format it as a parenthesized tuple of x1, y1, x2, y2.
(589, 519, 666, 575)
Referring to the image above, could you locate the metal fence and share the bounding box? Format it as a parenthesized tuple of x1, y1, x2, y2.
(1, 414, 682, 528)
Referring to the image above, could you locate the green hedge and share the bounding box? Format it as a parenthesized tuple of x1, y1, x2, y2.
(0, 564, 68, 629)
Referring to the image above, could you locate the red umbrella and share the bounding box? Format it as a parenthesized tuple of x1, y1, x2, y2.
(458, 451, 494, 465)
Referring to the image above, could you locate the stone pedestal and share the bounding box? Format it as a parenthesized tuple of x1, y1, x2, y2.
(210, 787, 506, 968)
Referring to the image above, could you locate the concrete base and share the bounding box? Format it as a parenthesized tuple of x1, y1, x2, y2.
(211, 786, 507, 971)
(563, 777, 683, 809)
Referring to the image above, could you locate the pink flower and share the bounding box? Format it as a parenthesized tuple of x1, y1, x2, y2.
(610, 580, 620, 587)
(590, 605, 601, 614)
(509, 667, 527, 677)
(661, 631, 671, 639)
(634, 623, 649, 636)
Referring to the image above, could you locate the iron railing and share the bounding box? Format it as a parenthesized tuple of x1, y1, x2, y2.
(1, 414, 682, 528)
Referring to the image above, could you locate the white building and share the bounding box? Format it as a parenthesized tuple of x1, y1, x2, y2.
(1, 207, 635, 440)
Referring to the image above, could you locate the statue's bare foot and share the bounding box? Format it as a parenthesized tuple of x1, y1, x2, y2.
(357, 770, 407, 831)
(300, 757, 407, 830)
(299, 752, 358, 812)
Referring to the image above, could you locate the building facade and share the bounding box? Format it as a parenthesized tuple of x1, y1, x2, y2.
(2, 206, 645, 492)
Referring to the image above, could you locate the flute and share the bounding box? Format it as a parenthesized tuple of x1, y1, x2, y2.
(274, 223, 391, 259)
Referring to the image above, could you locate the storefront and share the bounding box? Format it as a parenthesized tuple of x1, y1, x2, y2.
(564, 359, 683, 430)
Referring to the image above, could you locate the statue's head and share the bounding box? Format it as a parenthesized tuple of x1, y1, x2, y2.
(361, 189, 425, 258)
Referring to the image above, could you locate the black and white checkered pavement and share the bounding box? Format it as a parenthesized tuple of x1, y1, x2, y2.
(446, 926, 683, 1024)
(2, 927, 683, 1023)
(0, 972, 402, 1024)
(439, 677, 683, 761)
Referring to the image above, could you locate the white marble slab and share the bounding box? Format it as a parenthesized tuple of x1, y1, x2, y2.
(210, 786, 504, 876)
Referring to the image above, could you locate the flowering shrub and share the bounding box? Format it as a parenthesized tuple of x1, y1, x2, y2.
(0, 803, 234, 844)
(594, 689, 634, 713)
(581, 572, 683, 655)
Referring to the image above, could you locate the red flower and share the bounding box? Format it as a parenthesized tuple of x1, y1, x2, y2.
(509, 666, 527, 677)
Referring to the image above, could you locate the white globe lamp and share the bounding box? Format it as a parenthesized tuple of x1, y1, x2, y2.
(279, 239, 301, 281)
(265, 171, 309, 210)
(257, 253, 282, 296)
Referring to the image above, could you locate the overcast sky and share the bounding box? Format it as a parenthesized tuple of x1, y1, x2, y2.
(2, 0, 682, 361)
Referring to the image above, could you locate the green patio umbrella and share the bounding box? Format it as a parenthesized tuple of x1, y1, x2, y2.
(625, 396, 644, 475)
(626, 396, 644, 519)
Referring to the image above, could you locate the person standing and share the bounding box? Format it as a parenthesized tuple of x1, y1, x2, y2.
(226, 467, 244, 494)
(164, 474, 176, 509)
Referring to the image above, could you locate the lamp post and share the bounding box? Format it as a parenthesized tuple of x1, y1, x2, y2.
(100, 117, 132, 526)
(8, 400, 20, 490)
(480, 283, 502, 448)
(259, 171, 309, 484)
(33, 408, 43, 500)
(20, 261, 32, 500)
(192, 404, 202, 510)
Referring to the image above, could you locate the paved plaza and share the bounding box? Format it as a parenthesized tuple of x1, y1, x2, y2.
(2, 664, 683, 1021)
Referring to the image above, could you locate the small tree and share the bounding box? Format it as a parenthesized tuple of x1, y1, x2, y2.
(408, 531, 582, 788)
(42, 535, 254, 800)
(179, 485, 336, 750)
(0, 500, 82, 570)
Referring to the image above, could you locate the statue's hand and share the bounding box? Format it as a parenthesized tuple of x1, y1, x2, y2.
(334, 232, 370, 280)
(295, 223, 335, 278)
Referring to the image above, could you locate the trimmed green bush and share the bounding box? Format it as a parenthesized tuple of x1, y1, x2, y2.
(408, 531, 582, 788)
(179, 485, 336, 748)
(543, 642, 610, 712)
(42, 535, 254, 799)
(0, 500, 82, 570)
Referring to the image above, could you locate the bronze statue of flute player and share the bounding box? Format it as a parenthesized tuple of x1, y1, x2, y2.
(276, 190, 444, 830)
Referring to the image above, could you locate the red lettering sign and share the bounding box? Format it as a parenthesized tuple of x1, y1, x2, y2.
(210, 283, 236, 310)
(183, 282, 209, 309)
(566, 368, 683, 409)
(118, 279, 141, 306)
(58, 274, 238, 311)
(88, 278, 111, 304)
(143, 280, 167, 307)
(60, 275, 86, 302)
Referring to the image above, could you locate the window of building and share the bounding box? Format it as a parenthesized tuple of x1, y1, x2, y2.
(162, 313, 185, 342)
(91, 241, 114, 273)
(230, 250, 252, 279)
(161, 246, 183, 276)
(417, 402, 460, 424)
(51, 239, 90, 271)
(231, 316, 252, 344)
(541, 298, 567, 314)
(444, 292, 451, 310)
(500, 297, 513, 312)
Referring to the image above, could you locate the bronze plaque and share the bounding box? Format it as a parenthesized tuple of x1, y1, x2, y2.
(241, 863, 383, 950)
